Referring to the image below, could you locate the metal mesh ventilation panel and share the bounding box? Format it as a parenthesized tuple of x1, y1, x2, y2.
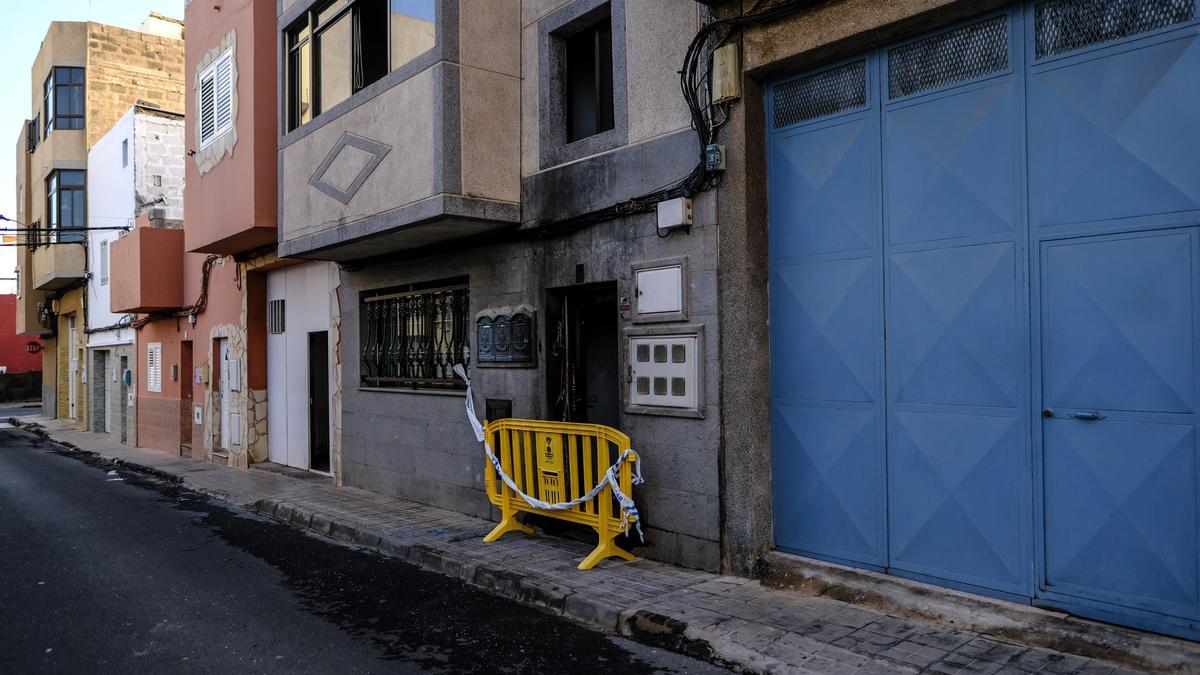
(773, 60, 867, 128)
(1035, 0, 1195, 58)
(888, 15, 1010, 99)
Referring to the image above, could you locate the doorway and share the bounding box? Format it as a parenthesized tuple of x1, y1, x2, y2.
(118, 355, 128, 444)
(308, 331, 331, 473)
(546, 283, 620, 427)
(91, 350, 108, 433)
(67, 315, 78, 420)
(217, 338, 231, 452)
(180, 341, 193, 455)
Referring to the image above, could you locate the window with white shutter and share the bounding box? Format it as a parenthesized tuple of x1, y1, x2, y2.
(198, 50, 233, 148)
(147, 342, 162, 393)
(99, 240, 109, 285)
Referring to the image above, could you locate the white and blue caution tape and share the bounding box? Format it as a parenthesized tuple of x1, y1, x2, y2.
(453, 364, 644, 540)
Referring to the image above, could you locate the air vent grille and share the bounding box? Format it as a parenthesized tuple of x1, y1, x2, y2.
(1035, 0, 1194, 58)
(888, 15, 1010, 99)
(773, 60, 867, 128)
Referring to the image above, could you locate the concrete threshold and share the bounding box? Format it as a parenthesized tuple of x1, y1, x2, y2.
(763, 552, 1200, 672)
(11, 415, 1193, 674)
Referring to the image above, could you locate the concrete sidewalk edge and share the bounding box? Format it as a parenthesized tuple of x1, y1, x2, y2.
(12, 417, 1192, 674)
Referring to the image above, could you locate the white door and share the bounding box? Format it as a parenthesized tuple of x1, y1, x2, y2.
(67, 316, 78, 420)
(218, 339, 231, 451)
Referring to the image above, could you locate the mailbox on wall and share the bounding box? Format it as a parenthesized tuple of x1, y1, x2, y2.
(477, 305, 535, 365)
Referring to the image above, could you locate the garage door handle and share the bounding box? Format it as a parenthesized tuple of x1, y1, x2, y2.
(1070, 410, 1106, 421)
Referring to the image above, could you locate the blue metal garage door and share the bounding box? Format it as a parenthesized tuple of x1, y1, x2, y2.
(768, 1, 1200, 638)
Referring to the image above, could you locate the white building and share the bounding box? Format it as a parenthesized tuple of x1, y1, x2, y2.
(266, 262, 339, 475)
(86, 105, 184, 445)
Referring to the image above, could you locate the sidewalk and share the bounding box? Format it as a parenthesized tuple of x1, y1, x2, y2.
(12, 415, 1192, 674)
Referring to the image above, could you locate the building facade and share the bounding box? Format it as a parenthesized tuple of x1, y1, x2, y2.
(112, 0, 278, 463)
(710, 0, 1200, 641)
(88, 106, 185, 446)
(13, 19, 183, 425)
(274, 0, 721, 570)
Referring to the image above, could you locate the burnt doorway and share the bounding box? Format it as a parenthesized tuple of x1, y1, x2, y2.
(308, 331, 331, 474)
(547, 283, 620, 427)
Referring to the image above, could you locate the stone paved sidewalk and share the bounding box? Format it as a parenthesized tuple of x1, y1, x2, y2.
(11, 415, 1187, 674)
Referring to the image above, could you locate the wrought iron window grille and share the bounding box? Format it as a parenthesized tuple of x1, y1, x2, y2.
(360, 281, 469, 390)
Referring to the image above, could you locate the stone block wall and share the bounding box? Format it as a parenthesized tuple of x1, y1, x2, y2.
(86, 23, 185, 149)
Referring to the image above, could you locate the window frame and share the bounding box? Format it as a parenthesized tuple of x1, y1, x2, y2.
(99, 239, 109, 286)
(284, 0, 438, 132)
(44, 66, 85, 135)
(147, 342, 163, 393)
(198, 49, 234, 149)
(359, 278, 469, 391)
(537, 0, 628, 169)
(45, 169, 86, 244)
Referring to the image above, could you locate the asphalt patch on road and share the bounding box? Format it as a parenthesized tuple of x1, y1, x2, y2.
(20, 431, 714, 674)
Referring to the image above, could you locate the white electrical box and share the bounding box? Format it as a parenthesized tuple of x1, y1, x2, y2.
(194, 405, 203, 425)
(229, 413, 242, 446)
(712, 43, 741, 104)
(629, 335, 699, 410)
(636, 265, 684, 315)
(656, 197, 692, 233)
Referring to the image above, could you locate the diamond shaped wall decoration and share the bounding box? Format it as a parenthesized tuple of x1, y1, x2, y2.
(308, 132, 392, 205)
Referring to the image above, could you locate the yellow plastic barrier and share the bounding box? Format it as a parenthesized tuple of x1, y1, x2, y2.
(482, 418, 640, 570)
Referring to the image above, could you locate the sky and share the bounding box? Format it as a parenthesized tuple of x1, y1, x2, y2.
(0, 0, 183, 292)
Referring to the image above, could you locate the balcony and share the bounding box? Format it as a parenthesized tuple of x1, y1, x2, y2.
(109, 227, 185, 312)
(275, 1, 520, 261)
(30, 243, 86, 291)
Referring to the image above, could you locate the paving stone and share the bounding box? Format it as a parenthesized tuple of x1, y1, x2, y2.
(19, 416, 1154, 675)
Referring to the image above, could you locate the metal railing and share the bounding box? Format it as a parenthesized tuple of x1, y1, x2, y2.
(482, 418, 640, 570)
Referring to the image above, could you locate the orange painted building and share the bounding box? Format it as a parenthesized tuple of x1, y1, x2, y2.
(114, 0, 277, 463)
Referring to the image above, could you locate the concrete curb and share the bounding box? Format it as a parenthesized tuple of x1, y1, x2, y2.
(6, 417, 758, 672)
(246, 496, 751, 672)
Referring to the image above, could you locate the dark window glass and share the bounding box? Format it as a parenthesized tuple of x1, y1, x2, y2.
(46, 170, 85, 243)
(360, 280, 468, 389)
(44, 67, 84, 134)
(564, 13, 614, 142)
(285, 0, 436, 131)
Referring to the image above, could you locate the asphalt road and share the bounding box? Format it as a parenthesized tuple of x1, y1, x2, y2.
(0, 427, 728, 674)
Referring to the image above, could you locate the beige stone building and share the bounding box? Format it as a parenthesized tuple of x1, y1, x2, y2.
(14, 18, 183, 424)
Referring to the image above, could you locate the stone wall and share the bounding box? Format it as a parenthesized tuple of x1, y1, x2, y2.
(86, 23, 185, 149)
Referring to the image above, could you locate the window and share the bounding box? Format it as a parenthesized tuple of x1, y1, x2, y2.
(198, 50, 233, 148)
(46, 170, 85, 243)
(99, 240, 109, 285)
(147, 342, 162, 393)
(26, 116, 39, 153)
(360, 280, 468, 389)
(267, 299, 286, 334)
(629, 335, 699, 410)
(286, 0, 436, 130)
(44, 66, 85, 134)
(563, 10, 614, 142)
(121, 139, 128, 168)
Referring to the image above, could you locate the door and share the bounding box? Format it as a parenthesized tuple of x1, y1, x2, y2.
(546, 284, 620, 427)
(1039, 230, 1200, 624)
(92, 351, 108, 433)
(767, 0, 1200, 637)
(180, 341, 193, 453)
(308, 331, 331, 473)
(218, 339, 230, 451)
(118, 355, 128, 444)
(67, 316, 78, 420)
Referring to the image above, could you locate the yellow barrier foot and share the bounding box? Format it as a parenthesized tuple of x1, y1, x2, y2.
(578, 539, 636, 570)
(483, 514, 534, 543)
